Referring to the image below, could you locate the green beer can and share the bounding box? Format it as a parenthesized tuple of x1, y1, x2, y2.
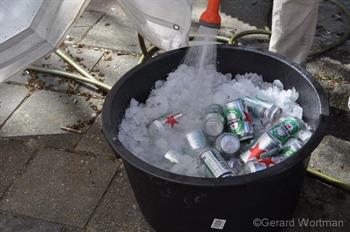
(223, 99, 254, 141)
(268, 117, 303, 145)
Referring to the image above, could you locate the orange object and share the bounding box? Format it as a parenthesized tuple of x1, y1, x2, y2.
(199, 0, 222, 28)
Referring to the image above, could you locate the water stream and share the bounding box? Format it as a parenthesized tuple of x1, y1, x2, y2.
(183, 26, 218, 73)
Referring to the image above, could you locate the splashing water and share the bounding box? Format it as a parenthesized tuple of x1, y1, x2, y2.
(183, 26, 218, 73)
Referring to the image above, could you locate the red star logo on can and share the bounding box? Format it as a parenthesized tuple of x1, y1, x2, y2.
(257, 157, 276, 167)
(244, 112, 252, 125)
(165, 115, 179, 128)
(248, 143, 267, 160)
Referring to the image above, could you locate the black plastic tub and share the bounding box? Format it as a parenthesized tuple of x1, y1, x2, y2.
(102, 45, 329, 232)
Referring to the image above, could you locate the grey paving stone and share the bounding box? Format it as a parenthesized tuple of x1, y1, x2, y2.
(87, 0, 119, 13)
(5, 70, 32, 85)
(0, 213, 63, 232)
(73, 10, 104, 27)
(286, 176, 350, 232)
(12, 133, 82, 152)
(317, 79, 336, 105)
(86, 166, 153, 232)
(310, 135, 350, 183)
(0, 90, 97, 137)
(0, 83, 28, 126)
(62, 45, 105, 72)
(0, 139, 34, 196)
(65, 27, 91, 44)
(329, 82, 350, 111)
(307, 57, 350, 83)
(75, 115, 114, 158)
(82, 13, 140, 53)
(0, 149, 119, 228)
(61, 225, 83, 232)
(307, 56, 349, 111)
(90, 52, 138, 86)
(316, 80, 350, 111)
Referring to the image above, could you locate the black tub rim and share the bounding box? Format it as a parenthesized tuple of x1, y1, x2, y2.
(102, 45, 329, 187)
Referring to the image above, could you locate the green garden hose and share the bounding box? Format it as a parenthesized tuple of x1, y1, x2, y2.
(27, 66, 111, 92)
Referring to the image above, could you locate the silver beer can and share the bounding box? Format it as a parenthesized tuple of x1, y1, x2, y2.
(204, 113, 225, 137)
(199, 149, 233, 178)
(215, 133, 240, 157)
(243, 161, 268, 174)
(243, 96, 282, 122)
(281, 138, 303, 157)
(204, 104, 225, 137)
(164, 150, 181, 164)
(240, 132, 281, 163)
(185, 130, 208, 151)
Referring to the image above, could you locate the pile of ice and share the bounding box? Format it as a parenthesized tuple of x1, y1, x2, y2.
(118, 63, 306, 177)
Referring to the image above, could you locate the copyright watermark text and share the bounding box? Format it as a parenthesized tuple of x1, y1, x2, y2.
(253, 218, 344, 228)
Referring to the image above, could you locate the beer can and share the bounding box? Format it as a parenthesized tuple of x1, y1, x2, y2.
(269, 117, 303, 145)
(281, 138, 303, 157)
(240, 132, 281, 163)
(215, 133, 240, 157)
(243, 96, 282, 122)
(242, 161, 268, 174)
(223, 99, 254, 141)
(227, 157, 244, 175)
(148, 113, 183, 136)
(242, 156, 285, 174)
(199, 149, 233, 178)
(206, 104, 223, 114)
(164, 150, 181, 164)
(257, 156, 286, 167)
(185, 130, 208, 151)
(204, 113, 225, 137)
